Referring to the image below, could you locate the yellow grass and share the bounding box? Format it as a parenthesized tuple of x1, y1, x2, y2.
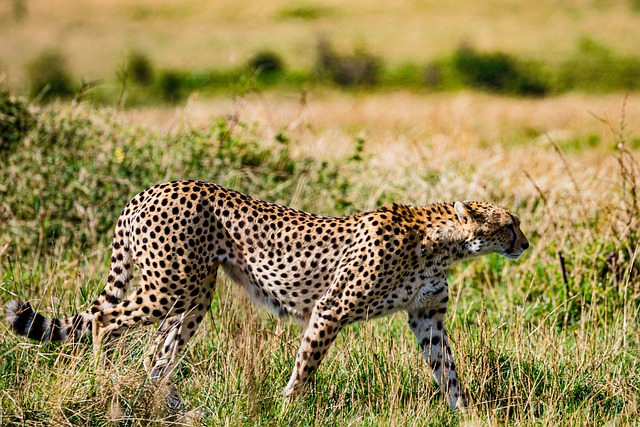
(122, 91, 637, 175)
(124, 91, 640, 142)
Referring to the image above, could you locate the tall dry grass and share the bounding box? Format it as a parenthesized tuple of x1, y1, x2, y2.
(1, 91, 639, 425)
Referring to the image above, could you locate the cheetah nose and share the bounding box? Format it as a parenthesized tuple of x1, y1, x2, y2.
(521, 241, 529, 250)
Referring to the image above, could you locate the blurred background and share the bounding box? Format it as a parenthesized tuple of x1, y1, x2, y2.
(2, 0, 640, 103)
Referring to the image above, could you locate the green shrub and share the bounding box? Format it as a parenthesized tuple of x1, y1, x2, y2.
(27, 51, 76, 99)
(0, 104, 336, 252)
(154, 68, 262, 101)
(315, 37, 382, 87)
(453, 46, 514, 91)
(452, 45, 548, 96)
(278, 4, 331, 20)
(0, 87, 36, 151)
(555, 38, 640, 92)
(157, 70, 183, 102)
(248, 50, 285, 76)
(127, 51, 154, 86)
(382, 63, 423, 87)
(422, 59, 467, 91)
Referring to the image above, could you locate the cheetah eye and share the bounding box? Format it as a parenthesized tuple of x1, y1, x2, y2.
(506, 224, 516, 237)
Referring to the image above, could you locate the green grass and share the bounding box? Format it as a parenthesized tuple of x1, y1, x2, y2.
(1, 92, 639, 425)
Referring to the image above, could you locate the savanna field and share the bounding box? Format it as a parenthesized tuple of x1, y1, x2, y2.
(2, 1, 640, 426)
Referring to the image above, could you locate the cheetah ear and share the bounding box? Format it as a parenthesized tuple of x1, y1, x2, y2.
(454, 201, 473, 223)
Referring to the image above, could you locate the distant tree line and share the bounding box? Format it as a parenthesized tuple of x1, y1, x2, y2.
(17, 36, 640, 104)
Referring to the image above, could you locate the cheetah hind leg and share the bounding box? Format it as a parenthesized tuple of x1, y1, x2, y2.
(143, 279, 216, 410)
(144, 316, 186, 410)
(144, 306, 211, 410)
(92, 309, 130, 360)
(91, 291, 210, 411)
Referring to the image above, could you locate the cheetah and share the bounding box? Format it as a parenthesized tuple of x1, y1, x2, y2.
(5, 180, 529, 410)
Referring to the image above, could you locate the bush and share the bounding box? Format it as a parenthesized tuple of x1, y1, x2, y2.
(157, 70, 183, 102)
(382, 63, 422, 87)
(0, 106, 303, 252)
(127, 51, 154, 86)
(248, 51, 285, 75)
(422, 58, 467, 91)
(315, 37, 382, 87)
(247, 51, 286, 86)
(555, 38, 640, 92)
(452, 45, 548, 96)
(0, 87, 36, 151)
(27, 51, 76, 99)
(278, 5, 331, 20)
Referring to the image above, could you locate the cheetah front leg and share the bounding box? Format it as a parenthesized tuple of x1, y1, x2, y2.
(282, 299, 342, 398)
(407, 306, 467, 411)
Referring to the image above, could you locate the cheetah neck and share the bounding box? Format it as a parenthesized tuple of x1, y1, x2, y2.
(423, 228, 472, 265)
(410, 204, 476, 268)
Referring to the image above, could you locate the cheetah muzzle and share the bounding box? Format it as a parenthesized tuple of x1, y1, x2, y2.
(5, 180, 529, 411)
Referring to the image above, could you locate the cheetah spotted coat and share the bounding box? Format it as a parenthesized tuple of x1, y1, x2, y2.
(6, 180, 529, 410)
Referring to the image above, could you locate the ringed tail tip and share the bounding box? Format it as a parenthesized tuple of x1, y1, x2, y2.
(4, 299, 67, 342)
(5, 299, 31, 332)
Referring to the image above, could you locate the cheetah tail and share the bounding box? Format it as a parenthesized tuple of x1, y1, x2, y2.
(5, 218, 134, 343)
(5, 299, 91, 342)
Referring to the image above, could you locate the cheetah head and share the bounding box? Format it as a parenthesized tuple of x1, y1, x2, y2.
(454, 201, 529, 260)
